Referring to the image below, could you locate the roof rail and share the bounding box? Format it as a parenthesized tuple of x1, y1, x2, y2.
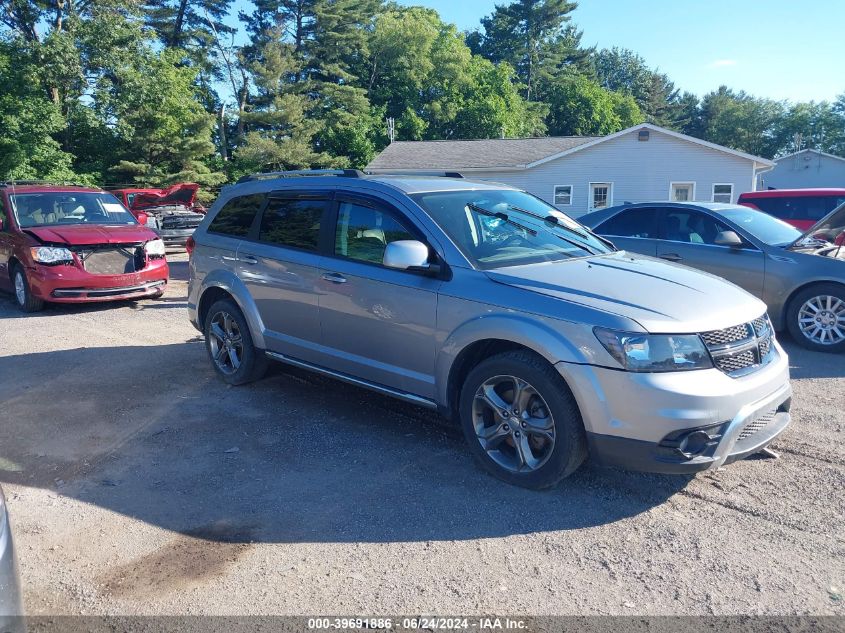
(236, 169, 366, 183)
(0, 180, 95, 189)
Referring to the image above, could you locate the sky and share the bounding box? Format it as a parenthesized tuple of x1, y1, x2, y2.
(391, 0, 844, 103)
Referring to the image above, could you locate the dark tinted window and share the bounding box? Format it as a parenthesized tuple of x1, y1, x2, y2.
(743, 195, 845, 222)
(0, 198, 7, 230)
(259, 197, 328, 250)
(662, 210, 730, 244)
(598, 208, 659, 238)
(334, 201, 416, 264)
(208, 194, 265, 236)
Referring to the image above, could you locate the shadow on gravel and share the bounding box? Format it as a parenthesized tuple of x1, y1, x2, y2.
(0, 344, 695, 545)
(780, 339, 845, 379)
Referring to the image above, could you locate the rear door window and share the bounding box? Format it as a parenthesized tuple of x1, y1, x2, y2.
(597, 208, 659, 238)
(208, 194, 265, 236)
(259, 197, 330, 251)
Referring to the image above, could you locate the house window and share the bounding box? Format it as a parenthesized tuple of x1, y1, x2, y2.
(554, 185, 573, 206)
(589, 183, 613, 210)
(670, 182, 695, 202)
(712, 183, 733, 204)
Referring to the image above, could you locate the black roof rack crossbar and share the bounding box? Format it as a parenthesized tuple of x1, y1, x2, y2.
(0, 180, 95, 188)
(236, 169, 365, 183)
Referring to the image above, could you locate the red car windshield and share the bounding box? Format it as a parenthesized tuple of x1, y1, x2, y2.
(10, 192, 137, 227)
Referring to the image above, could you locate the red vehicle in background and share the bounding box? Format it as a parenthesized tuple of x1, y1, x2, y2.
(737, 188, 845, 231)
(0, 183, 168, 312)
(111, 183, 206, 247)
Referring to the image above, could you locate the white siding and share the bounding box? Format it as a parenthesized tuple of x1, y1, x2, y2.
(472, 129, 757, 217)
(761, 150, 845, 189)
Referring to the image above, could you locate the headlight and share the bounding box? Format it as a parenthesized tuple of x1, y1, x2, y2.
(145, 239, 166, 256)
(594, 327, 713, 372)
(30, 246, 73, 264)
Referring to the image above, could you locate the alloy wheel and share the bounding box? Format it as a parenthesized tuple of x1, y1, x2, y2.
(798, 295, 845, 346)
(208, 310, 244, 374)
(14, 271, 26, 306)
(471, 374, 556, 473)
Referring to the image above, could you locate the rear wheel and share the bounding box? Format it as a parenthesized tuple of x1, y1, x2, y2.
(204, 299, 268, 385)
(12, 264, 44, 313)
(787, 284, 845, 353)
(458, 350, 587, 489)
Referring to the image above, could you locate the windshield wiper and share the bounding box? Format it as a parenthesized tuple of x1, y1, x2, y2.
(506, 204, 589, 238)
(466, 203, 537, 236)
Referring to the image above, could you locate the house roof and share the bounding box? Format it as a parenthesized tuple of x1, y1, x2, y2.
(367, 123, 776, 172)
(774, 148, 845, 164)
(366, 136, 600, 170)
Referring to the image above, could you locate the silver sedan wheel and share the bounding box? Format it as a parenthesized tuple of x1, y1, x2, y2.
(208, 310, 244, 374)
(798, 295, 845, 346)
(14, 271, 26, 306)
(471, 374, 556, 474)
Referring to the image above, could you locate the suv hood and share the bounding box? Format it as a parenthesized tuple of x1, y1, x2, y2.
(131, 183, 198, 210)
(25, 224, 157, 246)
(486, 251, 767, 333)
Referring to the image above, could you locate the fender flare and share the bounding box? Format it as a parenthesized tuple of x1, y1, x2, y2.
(197, 270, 268, 349)
(435, 313, 586, 408)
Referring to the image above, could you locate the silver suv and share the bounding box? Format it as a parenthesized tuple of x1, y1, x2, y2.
(187, 171, 792, 489)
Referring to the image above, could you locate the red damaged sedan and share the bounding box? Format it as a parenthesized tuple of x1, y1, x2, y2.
(0, 183, 169, 312)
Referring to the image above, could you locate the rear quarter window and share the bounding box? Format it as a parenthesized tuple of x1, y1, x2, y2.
(208, 194, 266, 236)
(598, 208, 659, 238)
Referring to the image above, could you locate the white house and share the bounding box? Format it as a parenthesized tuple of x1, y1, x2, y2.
(367, 123, 775, 217)
(759, 148, 845, 190)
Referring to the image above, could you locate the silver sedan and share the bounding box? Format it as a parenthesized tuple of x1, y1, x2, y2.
(581, 201, 845, 352)
(0, 485, 23, 629)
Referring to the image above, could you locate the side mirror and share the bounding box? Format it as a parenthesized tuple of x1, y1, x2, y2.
(383, 240, 436, 273)
(714, 230, 743, 248)
(0, 218, 4, 231)
(135, 211, 149, 226)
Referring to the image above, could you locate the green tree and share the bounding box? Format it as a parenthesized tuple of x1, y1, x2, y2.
(696, 86, 786, 158)
(545, 74, 643, 136)
(469, 0, 589, 102)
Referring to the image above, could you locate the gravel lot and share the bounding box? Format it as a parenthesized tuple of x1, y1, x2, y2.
(1, 253, 843, 617)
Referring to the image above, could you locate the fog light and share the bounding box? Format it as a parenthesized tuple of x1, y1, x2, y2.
(679, 430, 711, 457)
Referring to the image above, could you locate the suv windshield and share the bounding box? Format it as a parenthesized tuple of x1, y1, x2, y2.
(720, 207, 802, 246)
(412, 189, 613, 269)
(10, 192, 137, 227)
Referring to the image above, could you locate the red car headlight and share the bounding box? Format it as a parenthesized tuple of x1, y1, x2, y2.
(30, 246, 73, 264)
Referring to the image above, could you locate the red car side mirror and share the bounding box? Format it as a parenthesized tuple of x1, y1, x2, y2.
(0, 218, 4, 231)
(135, 211, 149, 226)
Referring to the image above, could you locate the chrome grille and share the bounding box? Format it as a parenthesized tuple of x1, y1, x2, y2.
(701, 323, 751, 347)
(701, 314, 775, 377)
(737, 408, 777, 441)
(714, 349, 756, 374)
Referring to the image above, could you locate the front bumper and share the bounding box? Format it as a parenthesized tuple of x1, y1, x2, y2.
(156, 228, 196, 246)
(557, 340, 792, 474)
(28, 258, 169, 304)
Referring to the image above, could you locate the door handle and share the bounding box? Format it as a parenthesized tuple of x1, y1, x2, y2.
(322, 272, 347, 284)
(238, 254, 259, 265)
(659, 253, 683, 262)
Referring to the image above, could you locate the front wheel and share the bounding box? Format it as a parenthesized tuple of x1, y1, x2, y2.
(12, 264, 45, 313)
(458, 350, 587, 489)
(204, 299, 268, 385)
(786, 284, 845, 353)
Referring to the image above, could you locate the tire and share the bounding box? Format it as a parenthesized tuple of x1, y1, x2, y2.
(203, 298, 268, 385)
(11, 264, 45, 313)
(458, 350, 587, 489)
(786, 283, 845, 353)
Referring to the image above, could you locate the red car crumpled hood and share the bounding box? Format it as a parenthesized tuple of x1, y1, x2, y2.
(131, 183, 199, 210)
(25, 224, 158, 245)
